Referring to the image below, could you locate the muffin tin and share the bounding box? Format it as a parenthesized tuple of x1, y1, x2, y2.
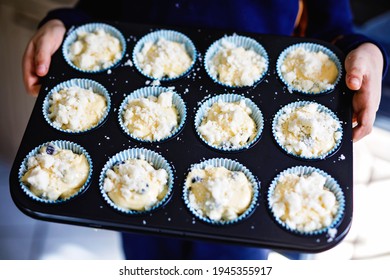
(10, 21, 353, 253)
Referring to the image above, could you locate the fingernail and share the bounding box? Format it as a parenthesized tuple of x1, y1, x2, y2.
(36, 64, 46, 75)
(349, 77, 360, 88)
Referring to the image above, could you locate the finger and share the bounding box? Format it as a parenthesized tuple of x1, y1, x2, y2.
(352, 108, 375, 142)
(22, 42, 41, 96)
(29, 84, 42, 97)
(34, 37, 53, 77)
(34, 26, 65, 77)
(345, 54, 365, 91)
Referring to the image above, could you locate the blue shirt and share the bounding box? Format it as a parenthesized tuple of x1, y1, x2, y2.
(40, 0, 387, 77)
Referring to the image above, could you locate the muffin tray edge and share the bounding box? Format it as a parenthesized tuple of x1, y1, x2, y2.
(9, 21, 354, 253)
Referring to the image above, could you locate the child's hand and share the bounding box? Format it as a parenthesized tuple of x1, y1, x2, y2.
(22, 19, 66, 96)
(345, 42, 384, 142)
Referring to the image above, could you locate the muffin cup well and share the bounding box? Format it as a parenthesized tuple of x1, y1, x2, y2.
(132, 29, 197, 81)
(276, 42, 342, 95)
(62, 22, 126, 73)
(194, 93, 263, 152)
(118, 86, 187, 143)
(267, 165, 345, 236)
(272, 101, 343, 160)
(99, 148, 174, 215)
(204, 34, 269, 88)
(18, 140, 93, 204)
(183, 158, 259, 225)
(43, 78, 111, 134)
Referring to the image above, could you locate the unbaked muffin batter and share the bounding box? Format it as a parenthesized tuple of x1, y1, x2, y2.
(186, 166, 253, 221)
(136, 37, 192, 79)
(103, 158, 169, 211)
(68, 28, 122, 71)
(270, 171, 339, 232)
(122, 91, 179, 141)
(198, 99, 257, 149)
(280, 46, 338, 93)
(48, 86, 107, 131)
(21, 143, 90, 201)
(274, 103, 342, 158)
(208, 39, 267, 86)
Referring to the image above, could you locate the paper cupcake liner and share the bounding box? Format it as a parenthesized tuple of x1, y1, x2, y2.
(183, 158, 259, 225)
(62, 22, 126, 73)
(204, 34, 269, 88)
(194, 94, 264, 152)
(272, 101, 343, 160)
(267, 165, 345, 236)
(43, 78, 111, 134)
(132, 29, 197, 81)
(99, 148, 174, 214)
(118, 86, 187, 143)
(276, 42, 342, 95)
(18, 140, 93, 204)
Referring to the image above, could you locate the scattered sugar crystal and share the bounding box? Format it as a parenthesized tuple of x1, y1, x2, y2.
(122, 59, 133, 67)
(327, 228, 337, 242)
(151, 80, 161, 86)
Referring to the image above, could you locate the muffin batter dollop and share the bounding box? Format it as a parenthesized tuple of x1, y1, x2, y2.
(48, 86, 107, 132)
(136, 37, 192, 79)
(274, 103, 342, 158)
(21, 143, 90, 201)
(270, 171, 339, 232)
(122, 91, 179, 141)
(68, 28, 123, 71)
(103, 158, 169, 211)
(208, 39, 267, 87)
(280, 46, 339, 93)
(186, 166, 253, 221)
(198, 99, 257, 149)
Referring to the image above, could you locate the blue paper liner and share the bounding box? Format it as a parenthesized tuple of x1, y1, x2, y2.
(18, 140, 93, 204)
(267, 166, 345, 235)
(272, 101, 343, 160)
(276, 42, 342, 95)
(132, 29, 197, 81)
(204, 34, 269, 88)
(43, 78, 111, 134)
(194, 94, 264, 152)
(62, 22, 126, 73)
(99, 148, 174, 214)
(183, 158, 259, 225)
(118, 86, 187, 143)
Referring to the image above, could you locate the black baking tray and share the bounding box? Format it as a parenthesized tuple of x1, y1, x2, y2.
(9, 21, 353, 253)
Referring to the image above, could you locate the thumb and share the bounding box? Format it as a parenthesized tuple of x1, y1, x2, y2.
(345, 54, 365, 91)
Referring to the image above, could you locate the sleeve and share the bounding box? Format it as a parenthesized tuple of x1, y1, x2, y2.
(37, 0, 120, 29)
(305, 0, 388, 77)
(37, 7, 92, 30)
(37, 0, 156, 30)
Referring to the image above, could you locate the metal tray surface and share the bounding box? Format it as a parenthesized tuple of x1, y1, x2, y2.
(10, 22, 353, 253)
